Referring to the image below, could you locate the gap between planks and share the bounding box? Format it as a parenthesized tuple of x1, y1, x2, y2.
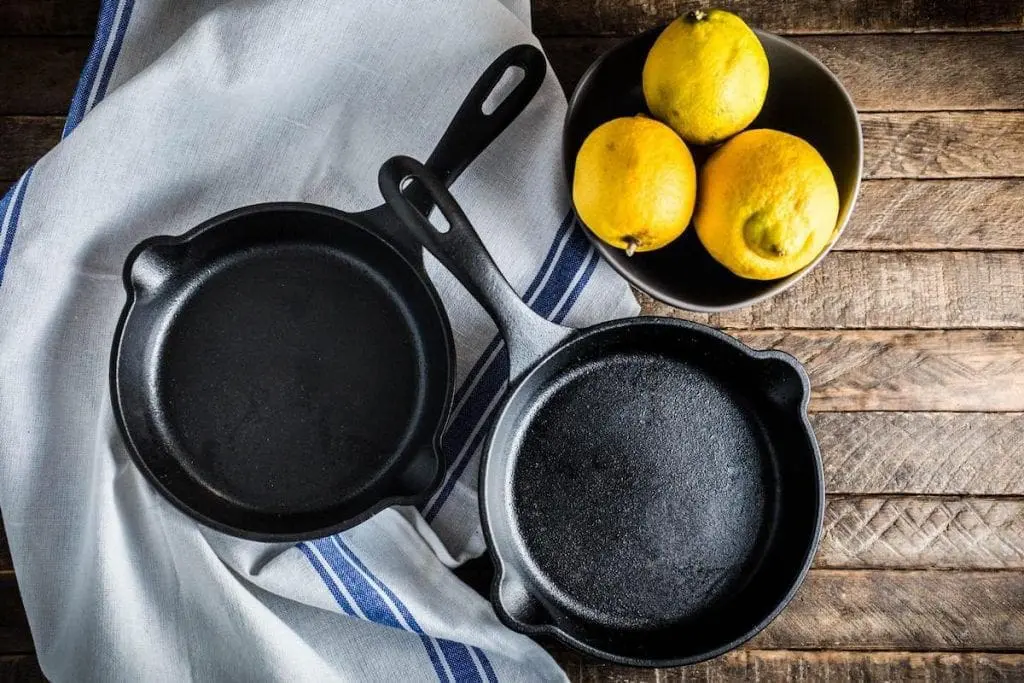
(558, 649, 1024, 682)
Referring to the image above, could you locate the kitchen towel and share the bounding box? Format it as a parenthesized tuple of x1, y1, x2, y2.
(0, 0, 639, 680)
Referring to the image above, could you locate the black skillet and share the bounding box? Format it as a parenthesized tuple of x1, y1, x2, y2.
(379, 156, 824, 667)
(111, 45, 546, 541)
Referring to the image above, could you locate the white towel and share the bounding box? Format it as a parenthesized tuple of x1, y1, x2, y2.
(0, 1, 638, 680)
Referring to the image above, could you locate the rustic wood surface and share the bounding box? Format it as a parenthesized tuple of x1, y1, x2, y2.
(651, 253, 1024, 329)
(541, 34, 1024, 109)
(0, 657, 45, 683)
(572, 651, 1024, 682)
(533, 0, 1024, 35)
(813, 413, 1024, 495)
(2, 0, 1024, 680)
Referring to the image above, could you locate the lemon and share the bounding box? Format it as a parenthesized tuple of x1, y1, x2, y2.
(642, 9, 769, 145)
(573, 116, 696, 255)
(695, 129, 840, 280)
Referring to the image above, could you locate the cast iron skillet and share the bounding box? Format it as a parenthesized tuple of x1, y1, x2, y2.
(380, 156, 825, 667)
(111, 45, 546, 541)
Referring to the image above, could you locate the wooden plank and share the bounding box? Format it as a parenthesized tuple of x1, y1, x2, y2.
(863, 112, 1024, 179)
(534, 0, 1024, 35)
(0, 0, 97, 36)
(820, 497, 1024, 569)
(839, 179, 1024, 250)
(815, 413, 1024, 495)
(566, 650, 1024, 682)
(0, 117, 63, 180)
(0, 581, 32, 654)
(752, 570, 1024, 650)
(735, 330, 1024, 412)
(0, 38, 89, 115)
(795, 34, 1024, 111)
(0, 656, 44, 683)
(639, 252, 1024, 330)
(542, 35, 1024, 111)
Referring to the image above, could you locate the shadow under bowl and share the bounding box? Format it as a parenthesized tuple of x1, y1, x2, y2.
(564, 26, 863, 312)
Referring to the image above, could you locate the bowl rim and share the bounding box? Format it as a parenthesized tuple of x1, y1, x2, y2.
(563, 25, 864, 313)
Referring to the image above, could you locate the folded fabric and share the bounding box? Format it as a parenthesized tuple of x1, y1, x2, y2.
(0, 0, 638, 680)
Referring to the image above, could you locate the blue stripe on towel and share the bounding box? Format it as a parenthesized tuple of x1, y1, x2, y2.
(308, 539, 451, 681)
(92, 0, 136, 106)
(332, 537, 488, 683)
(0, 170, 35, 290)
(64, 0, 136, 135)
(303, 537, 491, 682)
(471, 647, 499, 683)
(296, 542, 357, 617)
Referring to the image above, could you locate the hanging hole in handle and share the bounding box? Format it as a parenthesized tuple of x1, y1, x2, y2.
(428, 206, 450, 234)
(482, 66, 526, 116)
(399, 175, 451, 234)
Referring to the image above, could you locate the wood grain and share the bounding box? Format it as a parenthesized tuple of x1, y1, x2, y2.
(640, 252, 1024, 330)
(0, 0, 97, 36)
(542, 35, 1024, 111)
(752, 570, 1024, 650)
(0, 38, 89, 115)
(815, 413, 1024, 495)
(840, 179, 1024, 250)
(0, 656, 44, 683)
(795, 34, 1024, 111)
(566, 650, 1024, 682)
(0, 582, 32, 654)
(863, 112, 1024, 179)
(820, 497, 1024, 569)
(736, 330, 1024, 412)
(0, 117, 63, 180)
(534, 0, 1024, 35)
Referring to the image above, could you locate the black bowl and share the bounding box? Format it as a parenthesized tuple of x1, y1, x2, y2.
(564, 27, 863, 312)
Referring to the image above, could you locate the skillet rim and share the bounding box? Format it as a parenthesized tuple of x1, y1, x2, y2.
(110, 201, 456, 541)
(479, 315, 824, 667)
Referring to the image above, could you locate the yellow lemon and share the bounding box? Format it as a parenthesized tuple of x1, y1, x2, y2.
(642, 9, 769, 145)
(573, 116, 696, 255)
(695, 129, 840, 280)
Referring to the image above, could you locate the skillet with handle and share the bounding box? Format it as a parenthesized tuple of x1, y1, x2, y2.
(111, 45, 545, 541)
(379, 156, 824, 667)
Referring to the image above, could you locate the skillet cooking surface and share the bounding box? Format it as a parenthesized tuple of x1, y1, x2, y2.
(507, 331, 780, 630)
(117, 208, 450, 526)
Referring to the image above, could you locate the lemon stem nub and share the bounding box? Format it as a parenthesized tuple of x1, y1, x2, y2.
(624, 238, 638, 257)
(686, 9, 708, 22)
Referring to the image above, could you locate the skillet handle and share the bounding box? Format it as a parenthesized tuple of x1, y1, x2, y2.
(407, 44, 547, 216)
(379, 156, 570, 383)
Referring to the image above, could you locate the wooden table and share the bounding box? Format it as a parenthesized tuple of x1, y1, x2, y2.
(2, 1, 1023, 680)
